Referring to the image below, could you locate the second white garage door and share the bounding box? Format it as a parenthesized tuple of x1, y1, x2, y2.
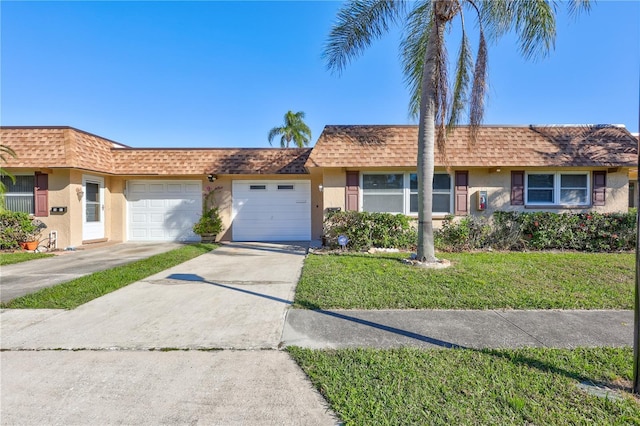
(127, 180, 202, 242)
(232, 180, 311, 241)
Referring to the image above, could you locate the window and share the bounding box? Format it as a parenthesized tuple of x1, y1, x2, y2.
(85, 182, 100, 222)
(277, 184, 294, 190)
(362, 172, 451, 215)
(525, 172, 589, 206)
(1, 175, 35, 213)
(362, 174, 404, 213)
(249, 185, 266, 190)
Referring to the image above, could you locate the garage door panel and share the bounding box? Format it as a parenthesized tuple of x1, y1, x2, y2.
(232, 180, 310, 242)
(184, 183, 201, 193)
(127, 180, 201, 242)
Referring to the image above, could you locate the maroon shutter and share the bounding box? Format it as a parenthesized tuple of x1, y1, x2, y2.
(511, 171, 525, 205)
(454, 171, 468, 215)
(34, 172, 48, 217)
(345, 171, 359, 211)
(592, 171, 606, 206)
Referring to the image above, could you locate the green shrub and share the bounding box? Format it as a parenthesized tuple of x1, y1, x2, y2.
(192, 186, 223, 239)
(193, 207, 223, 236)
(0, 211, 43, 249)
(323, 211, 417, 251)
(436, 211, 636, 252)
(435, 215, 491, 252)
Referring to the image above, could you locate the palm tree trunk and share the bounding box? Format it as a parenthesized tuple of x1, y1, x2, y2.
(416, 11, 446, 263)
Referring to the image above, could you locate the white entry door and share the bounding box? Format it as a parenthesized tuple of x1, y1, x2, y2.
(82, 175, 105, 241)
(232, 180, 311, 241)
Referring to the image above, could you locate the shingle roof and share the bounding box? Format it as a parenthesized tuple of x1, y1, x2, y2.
(0, 127, 123, 173)
(0, 126, 311, 175)
(111, 148, 311, 175)
(306, 125, 638, 168)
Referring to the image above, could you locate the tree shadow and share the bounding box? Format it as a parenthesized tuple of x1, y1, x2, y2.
(528, 125, 637, 167)
(167, 273, 461, 349)
(166, 272, 634, 395)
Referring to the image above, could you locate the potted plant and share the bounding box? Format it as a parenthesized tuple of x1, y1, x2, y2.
(17, 216, 46, 250)
(193, 186, 223, 243)
(193, 207, 223, 243)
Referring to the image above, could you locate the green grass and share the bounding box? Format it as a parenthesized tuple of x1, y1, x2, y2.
(1, 243, 217, 309)
(288, 346, 639, 425)
(295, 252, 634, 310)
(0, 252, 55, 265)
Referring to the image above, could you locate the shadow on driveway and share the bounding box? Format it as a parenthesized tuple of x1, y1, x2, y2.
(167, 273, 462, 349)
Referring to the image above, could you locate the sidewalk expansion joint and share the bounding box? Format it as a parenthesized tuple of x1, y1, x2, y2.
(491, 310, 547, 347)
(1, 347, 284, 352)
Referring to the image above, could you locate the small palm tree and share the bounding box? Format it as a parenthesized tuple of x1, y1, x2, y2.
(325, 0, 590, 262)
(268, 111, 312, 148)
(0, 145, 17, 210)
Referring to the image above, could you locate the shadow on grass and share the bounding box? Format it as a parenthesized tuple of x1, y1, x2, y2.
(481, 349, 634, 394)
(167, 272, 633, 394)
(167, 273, 460, 349)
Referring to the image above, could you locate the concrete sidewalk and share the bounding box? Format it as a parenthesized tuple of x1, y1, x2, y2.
(0, 242, 182, 303)
(0, 242, 339, 426)
(282, 309, 634, 349)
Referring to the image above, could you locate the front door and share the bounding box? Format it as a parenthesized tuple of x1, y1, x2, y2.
(82, 175, 105, 241)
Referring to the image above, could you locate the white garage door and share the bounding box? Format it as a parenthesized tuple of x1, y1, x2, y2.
(232, 180, 310, 241)
(127, 180, 202, 242)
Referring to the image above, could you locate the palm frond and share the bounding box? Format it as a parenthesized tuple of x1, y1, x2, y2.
(0, 145, 17, 163)
(567, 0, 591, 18)
(434, 12, 450, 166)
(268, 126, 284, 146)
(324, 0, 406, 74)
(447, 17, 472, 130)
(481, 0, 557, 60)
(269, 111, 312, 148)
(469, 27, 488, 142)
(400, 0, 433, 118)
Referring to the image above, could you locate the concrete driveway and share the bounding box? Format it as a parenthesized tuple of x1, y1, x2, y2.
(0, 242, 182, 303)
(1, 242, 338, 425)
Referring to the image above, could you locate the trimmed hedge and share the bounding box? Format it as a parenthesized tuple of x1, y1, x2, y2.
(323, 211, 417, 251)
(435, 211, 637, 252)
(324, 210, 637, 252)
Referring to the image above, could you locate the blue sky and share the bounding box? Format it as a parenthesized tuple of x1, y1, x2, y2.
(1, 1, 639, 148)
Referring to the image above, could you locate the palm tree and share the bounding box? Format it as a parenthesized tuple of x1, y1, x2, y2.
(268, 110, 312, 148)
(0, 145, 17, 210)
(325, 0, 590, 262)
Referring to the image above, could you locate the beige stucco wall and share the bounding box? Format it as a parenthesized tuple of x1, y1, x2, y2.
(108, 177, 126, 243)
(466, 168, 630, 218)
(322, 169, 346, 212)
(39, 169, 70, 248)
(314, 167, 633, 234)
(6, 166, 631, 248)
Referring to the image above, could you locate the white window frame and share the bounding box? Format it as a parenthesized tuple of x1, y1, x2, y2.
(360, 171, 452, 216)
(525, 171, 590, 206)
(1, 173, 35, 214)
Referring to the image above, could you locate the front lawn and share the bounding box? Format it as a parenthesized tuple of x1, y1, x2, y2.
(289, 346, 639, 425)
(295, 252, 634, 310)
(1, 243, 217, 309)
(0, 252, 54, 265)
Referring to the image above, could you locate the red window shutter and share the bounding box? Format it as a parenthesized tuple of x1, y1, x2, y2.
(511, 171, 525, 205)
(34, 172, 49, 217)
(592, 171, 606, 206)
(454, 171, 468, 215)
(345, 171, 359, 211)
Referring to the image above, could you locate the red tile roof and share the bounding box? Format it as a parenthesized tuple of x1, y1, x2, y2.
(306, 125, 638, 168)
(1, 126, 311, 175)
